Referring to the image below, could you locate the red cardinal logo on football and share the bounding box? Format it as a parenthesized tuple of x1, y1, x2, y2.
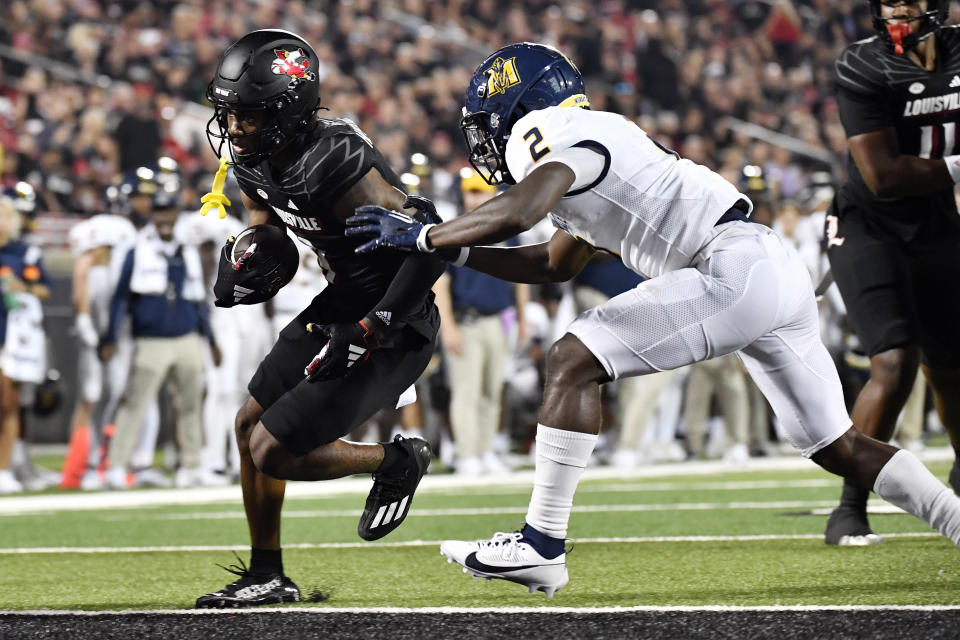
(271, 48, 314, 79)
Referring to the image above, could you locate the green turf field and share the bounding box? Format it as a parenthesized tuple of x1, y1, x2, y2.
(2, 459, 958, 611)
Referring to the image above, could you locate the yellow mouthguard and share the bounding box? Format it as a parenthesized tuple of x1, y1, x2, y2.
(200, 156, 232, 219)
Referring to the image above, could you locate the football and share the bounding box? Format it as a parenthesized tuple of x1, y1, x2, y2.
(229, 223, 300, 303)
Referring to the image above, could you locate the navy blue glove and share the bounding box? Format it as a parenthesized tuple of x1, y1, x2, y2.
(303, 321, 381, 382)
(346, 206, 429, 255)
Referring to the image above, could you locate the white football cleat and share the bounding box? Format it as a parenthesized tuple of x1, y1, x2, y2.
(134, 467, 173, 488)
(440, 531, 568, 598)
(80, 469, 104, 491)
(834, 533, 885, 546)
(0, 470, 23, 494)
(104, 467, 131, 490)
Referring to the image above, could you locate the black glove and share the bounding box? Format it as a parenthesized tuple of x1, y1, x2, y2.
(213, 236, 245, 308)
(304, 321, 382, 382)
(403, 194, 442, 225)
(213, 231, 291, 308)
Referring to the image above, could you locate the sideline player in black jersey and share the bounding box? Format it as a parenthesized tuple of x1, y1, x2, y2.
(194, 30, 445, 608)
(825, 0, 960, 546)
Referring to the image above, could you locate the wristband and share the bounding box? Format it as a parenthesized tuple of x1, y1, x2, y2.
(945, 155, 960, 183)
(416, 224, 436, 253)
(451, 247, 471, 267)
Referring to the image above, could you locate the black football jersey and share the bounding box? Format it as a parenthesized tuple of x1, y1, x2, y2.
(835, 26, 960, 241)
(233, 117, 437, 336)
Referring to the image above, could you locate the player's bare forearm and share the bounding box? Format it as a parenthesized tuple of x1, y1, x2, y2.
(427, 163, 576, 249)
(871, 156, 952, 197)
(849, 129, 954, 198)
(464, 231, 595, 284)
(432, 273, 457, 328)
(30, 284, 51, 300)
(72, 252, 93, 313)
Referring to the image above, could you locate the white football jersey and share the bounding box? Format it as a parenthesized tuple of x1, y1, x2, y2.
(504, 107, 750, 278)
(69, 215, 134, 256)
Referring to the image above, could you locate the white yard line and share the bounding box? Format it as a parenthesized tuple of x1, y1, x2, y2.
(0, 531, 939, 554)
(99, 499, 906, 521)
(2, 603, 959, 614)
(582, 479, 839, 492)
(0, 447, 951, 516)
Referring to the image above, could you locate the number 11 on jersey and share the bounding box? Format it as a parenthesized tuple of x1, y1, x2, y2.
(919, 122, 957, 158)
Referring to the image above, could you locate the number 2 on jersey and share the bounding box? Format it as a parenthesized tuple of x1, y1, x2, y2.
(523, 127, 551, 161)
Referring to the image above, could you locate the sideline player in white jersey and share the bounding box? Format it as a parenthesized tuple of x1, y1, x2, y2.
(347, 43, 960, 597)
(62, 213, 136, 489)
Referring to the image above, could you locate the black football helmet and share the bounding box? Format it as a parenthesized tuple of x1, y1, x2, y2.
(206, 29, 321, 166)
(869, 0, 949, 55)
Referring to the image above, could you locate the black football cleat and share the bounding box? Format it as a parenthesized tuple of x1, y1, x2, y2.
(824, 505, 883, 546)
(196, 557, 300, 609)
(358, 435, 431, 541)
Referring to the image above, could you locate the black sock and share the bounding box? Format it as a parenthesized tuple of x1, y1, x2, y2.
(521, 523, 566, 560)
(250, 547, 283, 576)
(376, 439, 408, 474)
(838, 478, 869, 512)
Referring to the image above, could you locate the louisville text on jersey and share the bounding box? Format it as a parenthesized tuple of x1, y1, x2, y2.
(270, 204, 323, 231)
(903, 91, 960, 117)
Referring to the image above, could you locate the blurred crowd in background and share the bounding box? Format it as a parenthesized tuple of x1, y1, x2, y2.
(0, 0, 881, 213)
(0, 0, 948, 493)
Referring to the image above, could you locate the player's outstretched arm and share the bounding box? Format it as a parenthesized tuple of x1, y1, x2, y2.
(461, 230, 595, 284)
(347, 163, 576, 253)
(339, 169, 447, 327)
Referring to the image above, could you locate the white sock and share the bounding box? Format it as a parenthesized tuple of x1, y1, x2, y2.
(11, 439, 27, 468)
(873, 449, 960, 546)
(525, 424, 598, 539)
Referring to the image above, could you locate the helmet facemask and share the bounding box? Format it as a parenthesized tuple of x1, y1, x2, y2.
(460, 109, 513, 186)
(206, 78, 319, 167)
(870, 0, 947, 54)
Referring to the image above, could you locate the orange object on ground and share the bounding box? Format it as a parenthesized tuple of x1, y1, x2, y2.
(59, 426, 90, 489)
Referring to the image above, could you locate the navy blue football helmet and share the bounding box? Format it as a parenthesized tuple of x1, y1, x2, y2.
(2, 182, 37, 217)
(119, 162, 181, 216)
(869, 0, 948, 55)
(460, 42, 589, 185)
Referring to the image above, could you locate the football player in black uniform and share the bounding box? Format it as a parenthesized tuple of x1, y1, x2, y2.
(194, 30, 445, 607)
(825, 0, 960, 546)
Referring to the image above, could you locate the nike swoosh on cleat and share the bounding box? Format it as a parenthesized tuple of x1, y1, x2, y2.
(464, 552, 538, 574)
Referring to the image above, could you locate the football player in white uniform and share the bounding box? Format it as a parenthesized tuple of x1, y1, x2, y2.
(348, 43, 960, 597)
(62, 213, 136, 489)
